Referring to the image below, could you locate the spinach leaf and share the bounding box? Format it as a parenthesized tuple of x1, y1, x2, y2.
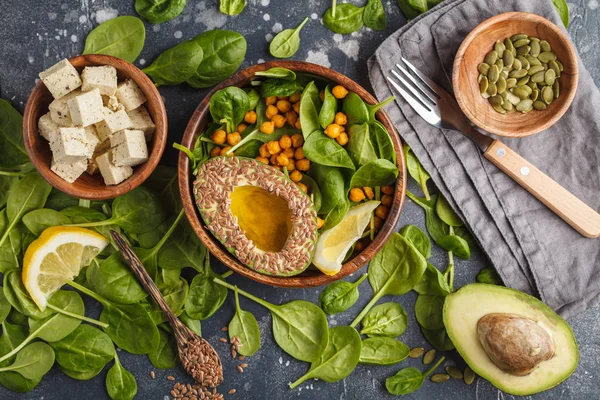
(414, 295, 444, 330)
(50, 324, 114, 373)
(318, 85, 337, 129)
(61, 206, 107, 223)
(228, 286, 260, 356)
(289, 326, 361, 388)
(343, 93, 394, 125)
(413, 263, 450, 297)
(106, 352, 137, 400)
(209, 87, 250, 133)
(255, 67, 296, 81)
(28, 290, 85, 342)
(270, 17, 309, 58)
(135, 0, 186, 23)
(159, 276, 188, 314)
(220, 0, 246, 15)
(187, 30, 247, 88)
(149, 327, 179, 369)
(476, 267, 503, 286)
(363, 0, 386, 31)
(22, 209, 71, 236)
(386, 356, 445, 395)
(369, 121, 396, 164)
(359, 337, 409, 365)
(86, 255, 147, 305)
(100, 302, 160, 355)
(322, 198, 350, 230)
(0, 211, 21, 273)
(245, 88, 260, 109)
(261, 78, 304, 98)
(0, 99, 28, 168)
(0, 175, 16, 209)
(396, 0, 443, 19)
(552, 0, 569, 28)
(142, 39, 203, 86)
(4, 271, 52, 319)
(299, 81, 322, 138)
(399, 224, 431, 259)
(361, 302, 408, 337)
(421, 326, 454, 351)
(0, 289, 11, 324)
(158, 218, 206, 271)
(44, 189, 78, 211)
(323, 2, 364, 34)
(185, 271, 227, 320)
(143, 165, 182, 212)
(307, 164, 346, 215)
(403, 144, 430, 199)
(435, 195, 462, 227)
(347, 123, 377, 167)
(437, 234, 470, 259)
(180, 311, 202, 336)
(59, 364, 104, 381)
(0, 321, 41, 392)
(319, 274, 367, 315)
(83, 16, 146, 63)
(303, 131, 355, 170)
(0, 342, 54, 380)
(349, 159, 398, 188)
(300, 174, 322, 213)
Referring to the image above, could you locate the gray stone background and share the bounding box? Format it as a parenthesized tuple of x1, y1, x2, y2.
(0, 0, 599, 399)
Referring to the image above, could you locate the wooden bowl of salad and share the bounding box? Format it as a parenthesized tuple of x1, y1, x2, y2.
(178, 61, 406, 288)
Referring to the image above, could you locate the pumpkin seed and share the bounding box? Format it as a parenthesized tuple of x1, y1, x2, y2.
(484, 50, 498, 65)
(513, 38, 530, 48)
(538, 51, 557, 63)
(501, 100, 514, 111)
(464, 367, 476, 385)
(544, 69, 556, 85)
(510, 33, 528, 41)
(528, 65, 545, 75)
(517, 76, 530, 86)
(531, 70, 546, 83)
(556, 60, 564, 71)
(496, 77, 507, 93)
(487, 65, 500, 83)
(516, 45, 531, 56)
(531, 88, 539, 101)
(486, 82, 497, 96)
(495, 59, 504, 70)
(516, 99, 533, 111)
(533, 100, 547, 110)
(527, 81, 538, 90)
(500, 69, 509, 80)
(423, 349, 436, 365)
(409, 347, 425, 358)
(502, 50, 514, 68)
(489, 95, 503, 107)
(530, 40, 541, 57)
(512, 87, 530, 99)
(509, 69, 527, 78)
(542, 86, 554, 104)
(445, 366, 464, 380)
(540, 40, 551, 52)
(553, 81, 560, 98)
(512, 58, 522, 70)
(494, 40, 506, 57)
(481, 92, 490, 99)
(491, 103, 505, 114)
(506, 77, 517, 88)
(504, 37, 515, 54)
(431, 374, 450, 383)
(526, 54, 542, 66)
(517, 55, 530, 69)
(479, 76, 489, 94)
(478, 63, 490, 75)
(549, 60, 561, 76)
(507, 92, 521, 105)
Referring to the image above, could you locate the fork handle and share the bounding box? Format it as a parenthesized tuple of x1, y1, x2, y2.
(484, 140, 600, 238)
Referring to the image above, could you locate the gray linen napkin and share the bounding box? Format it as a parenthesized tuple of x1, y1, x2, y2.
(368, 0, 600, 318)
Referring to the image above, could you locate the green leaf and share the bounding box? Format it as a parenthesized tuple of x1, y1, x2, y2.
(414, 295, 445, 330)
(106, 352, 137, 400)
(552, 0, 569, 28)
(149, 327, 179, 369)
(399, 224, 431, 258)
(413, 263, 450, 297)
(0, 342, 54, 380)
(0, 99, 28, 169)
(476, 267, 503, 286)
(22, 209, 71, 236)
(369, 121, 396, 164)
(228, 287, 261, 356)
(135, 0, 186, 24)
(318, 85, 337, 129)
(385, 367, 424, 395)
(86, 255, 147, 305)
(363, 0, 387, 31)
(82, 16, 146, 63)
(421, 326, 454, 351)
(360, 302, 408, 337)
(323, 3, 364, 34)
(50, 324, 114, 373)
(142, 39, 203, 86)
(299, 81, 323, 139)
(270, 17, 309, 58)
(219, 0, 246, 15)
(319, 274, 367, 315)
(210, 87, 250, 133)
(435, 195, 462, 227)
(303, 131, 355, 170)
(255, 68, 296, 81)
(100, 303, 160, 355)
(347, 123, 377, 167)
(359, 337, 409, 365)
(349, 159, 398, 188)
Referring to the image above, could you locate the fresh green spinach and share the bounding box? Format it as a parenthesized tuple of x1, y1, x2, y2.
(50, 324, 114, 373)
(363, 0, 386, 31)
(476, 267, 503, 286)
(360, 302, 408, 337)
(369, 121, 396, 164)
(403, 143, 431, 200)
(228, 286, 260, 356)
(307, 164, 346, 215)
(86, 255, 147, 305)
(318, 85, 337, 129)
(385, 356, 445, 395)
(0, 99, 29, 169)
(270, 17, 309, 58)
(347, 123, 377, 167)
(319, 274, 367, 315)
(210, 87, 250, 133)
(261, 78, 305, 98)
(106, 352, 137, 400)
(0, 342, 54, 380)
(359, 337, 409, 365)
(220, 0, 246, 15)
(323, 2, 364, 34)
(349, 159, 398, 188)
(299, 81, 322, 139)
(421, 326, 454, 351)
(303, 131, 355, 170)
(255, 68, 296, 81)
(414, 295, 444, 330)
(399, 224, 431, 259)
(184, 252, 227, 320)
(435, 195, 462, 227)
(142, 39, 203, 86)
(135, 0, 186, 23)
(83, 16, 146, 63)
(21, 209, 71, 236)
(413, 263, 450, 297)
(149, 327, 179, 369)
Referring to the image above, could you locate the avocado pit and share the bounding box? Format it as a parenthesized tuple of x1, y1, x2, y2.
(477, 313, 555, 376)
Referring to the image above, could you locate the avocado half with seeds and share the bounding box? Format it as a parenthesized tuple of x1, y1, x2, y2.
(444, 284, 578, 396)
(193, 157, 318, 276)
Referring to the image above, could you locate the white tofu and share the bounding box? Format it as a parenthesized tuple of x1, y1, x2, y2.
(39, 59, 82, 99)
(51, 158, 87, 183)
(38, 113, 60, 141)
(96, 152, 133, 185)
(87, 139, 111, 175)
(103, 95, 124, 112)
(49, 127, 92, 162)
(95, 110, 133, 141)
(67, 88, 105, 127)
(116, 79, 147, 111)
(127, 106, 155, 141)
(48, 90, 81, 127)
(110, 129, 148, 167)
(83, 126, 100, 157)
(81, 66, 118, 96)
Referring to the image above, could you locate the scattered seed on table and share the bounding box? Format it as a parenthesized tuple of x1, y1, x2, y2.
(240, 363, 248, 368)
(431, 373, 450, 383)
(445, 366, 463, 380)
(167, 375, 175, 381)
(409, 347, 425, 358)
(237, 365, 244, 373)
(228, 389, 237, 394)
(221, 327, 228, 332)
(464, 366, 476, 385)
(219, 338, 228, 343)
(423, 349, 436, 365)
(238, 355, 245, 361)
(150, 371, 155, 379)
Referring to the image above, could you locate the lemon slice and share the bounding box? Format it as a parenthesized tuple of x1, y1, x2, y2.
(313, 200, 381, 276)
(23, 226, 109, 310)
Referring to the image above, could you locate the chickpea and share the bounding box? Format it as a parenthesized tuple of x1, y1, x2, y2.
(279, 134, 292, 149)
(210, 146, 221, 158)
(339, 124, 346, 132)
(381, 194, 393, 207)
(336, 132, 348, 146)
(276, 153, 289, 167)
(296, 158, 310, 171)
(290, 170, 303, 182)
(294, 147, 305, 160)
(324, 123, 342, 139)
(375, 205, 390, 220)
(332, 85, 349, 99)
(256, 156, 269, 165)
(319, 90, 325, 102)
(349, 188, 366, 202)
(283, 147, 295, 158)
(294, 119, 302, 130)
(381, 185, 394, 195)
(373, 216, 384, 230)
(363, 187, 374, 200)
(220, 146, 233, 156)
(297, 182, 308, 192)
(226, 132, 241, 146)
(237, 123, 248, 134)
(334, 112, 348, 125)
(316, 218, 325, 229)
(265, 96, 277, 105)
(272, 114, 286, 128)
(291, 133, 304, 148)
(285, 111, 298, 126)
(292, 101, 300, 114)
(276, 100, 292, 113)
(287, 159, 296, 171)
(266, 105, 279, 120)
(244, 111, 257, 124)
(270, 154, 279, 165)
(355, 240, 365, 252)
(277, 96, 289, 100)
(211, 129, 227, 145)
(267, 140, 281, 155)
(289, 92, 302, 103)
(260, 121, 275, 135)
(259, 143, 270, 158)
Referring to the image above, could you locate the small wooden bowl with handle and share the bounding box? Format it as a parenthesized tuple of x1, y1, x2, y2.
(23, 54, 168, 200)
(453, 12, 578, 138)
(178, 61, 407, 288)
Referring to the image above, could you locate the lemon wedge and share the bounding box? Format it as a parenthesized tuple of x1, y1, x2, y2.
(313, 200, 381, 276)
(23, 226, 109, 310)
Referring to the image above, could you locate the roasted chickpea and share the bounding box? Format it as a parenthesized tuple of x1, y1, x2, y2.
(349, 188, 366, 202)
(266, 105, 279, 120)
(334, 112, 348, 125)
(211, 129, 226, 145)
(375, 205, 390, 220)
(290, 170, 303, 182)
(285, 111, 298, 126)
(259, 143, 270, 158)
(244, 111, 257, 124)
(297, 182, 308, 192)
(294, 119, 302, 130)
(277, 96, 289, 100)
(373, 216, 384, 230)
(381, 185, 394, 195)
(272, 114, 286, 128)
(319, 90, 325, 102)
(265, 96, 277, 105)
(292, 101, 300, 114)
(279, 134, 292, 149)
(236, 123, 248, 134)
(363, 187, 374, 200)
(220, 146, 233, 156)
(381, 194, 393, 207)
(287, 159, 296, 171)
(324, 123, 342, 139)
(296, 158, 310, 171)
(210, 146, 221, 158)
(270, 154, 278, 165)
(276, 100, 292, 113)
(289, 92, 302, 103)
(332, 85, 349, 99)
(276, 153, 289, 167)
(267, 140, 281, 155)
(226, 132, 241, 146)
(294, 147, 305, 160)
(355, 240, 365, 252)
(256, 156, 269, 165)
(260, 121, 275, 135)
(291, 133, 304, 148)
(283, 147, 295, 158)
(336, 132, 348, 146)
(317, 218, 325, 229)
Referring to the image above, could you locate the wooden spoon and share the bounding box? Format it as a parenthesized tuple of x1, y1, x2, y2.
(110, 230, 223, 387)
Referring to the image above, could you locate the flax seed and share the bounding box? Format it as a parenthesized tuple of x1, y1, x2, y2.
(219, 338, 228, 343)
(150, 371, 155, 379)
(240, 363, 248, 368)
(237, 366, 244, 373)
(168, 375, 175, 381)
(221, 327, 228, 331)
(228, 389, 236, 394)
(238, 356, 245, 361)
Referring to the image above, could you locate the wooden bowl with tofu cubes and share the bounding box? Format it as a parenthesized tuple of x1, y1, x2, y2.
(23, 54, 167, 200)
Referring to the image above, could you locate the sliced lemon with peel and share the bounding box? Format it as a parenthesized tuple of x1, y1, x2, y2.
(23, 226, 109, 310)
(313, 200, 381, 276)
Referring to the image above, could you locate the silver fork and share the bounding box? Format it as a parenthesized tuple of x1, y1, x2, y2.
(387, 58, 600, 238)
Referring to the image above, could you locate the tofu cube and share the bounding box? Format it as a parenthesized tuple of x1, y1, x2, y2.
(96, 152, 133, 185)
(49, 127, 93, 162)
(95, 110, 133, 141)
(81, 66, 118, 96)
(48, 90, 81, 127)
(38, 113, 60, 141)
(51, 158, 88, 183)
(67, 88, 105, 127)
(116, 79, 147, 111)
(110, 129, 148, 167)
(39, 59, 82, 99)
(87, 139, 111, 175)
(83, 126, 100, 157)
(127, 106, 156, 141)
(103, 95, 124, 112)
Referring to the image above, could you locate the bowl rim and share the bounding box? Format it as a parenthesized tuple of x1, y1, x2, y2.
(178, 60, 407, 288)
(452, 11, 579, 138)
(22, 54, 168, 200)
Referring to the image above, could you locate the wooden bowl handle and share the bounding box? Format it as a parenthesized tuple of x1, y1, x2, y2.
(484, 140, 600, 238)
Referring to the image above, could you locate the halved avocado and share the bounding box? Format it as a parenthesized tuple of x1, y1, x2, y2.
(193, 157, 318, 276)
(443, 284, 578, 396)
